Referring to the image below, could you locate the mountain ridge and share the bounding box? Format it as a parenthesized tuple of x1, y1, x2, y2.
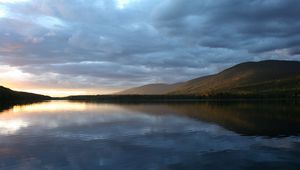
(117, 60, 300, 96)
(0, 86, 51, 102)
(116, 83, 183, 95)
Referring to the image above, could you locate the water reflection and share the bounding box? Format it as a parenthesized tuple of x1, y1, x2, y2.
(12, 101, 87, 112)
(121, 102, 300, 137)
(0, 119, 28, 135)
(0, 101, 299, 169)
(0, 101, 134, 135)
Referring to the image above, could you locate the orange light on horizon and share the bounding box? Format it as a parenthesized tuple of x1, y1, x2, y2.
(0, 65, 123, 97)
(16, 88, 120, 97)
(19, 89, 88, 97)
(0, 65, 33, 88)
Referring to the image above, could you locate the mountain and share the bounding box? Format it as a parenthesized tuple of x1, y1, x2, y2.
(0, 86, 51, 102)
(118, 60, 300, 97)
(116, 83, 182, 95)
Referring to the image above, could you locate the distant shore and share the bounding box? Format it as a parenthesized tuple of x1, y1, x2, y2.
(56, 94, 300, 103)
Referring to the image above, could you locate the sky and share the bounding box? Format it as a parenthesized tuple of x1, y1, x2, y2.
(0, 0, 300, 97)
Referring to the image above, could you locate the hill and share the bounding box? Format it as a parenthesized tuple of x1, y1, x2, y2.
(116, 83, 182, 95)
(118, 60, 300, 97)
(0, 86, 51, 102)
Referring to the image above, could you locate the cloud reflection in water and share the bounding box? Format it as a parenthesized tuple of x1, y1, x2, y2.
(0, 101, 299, 169)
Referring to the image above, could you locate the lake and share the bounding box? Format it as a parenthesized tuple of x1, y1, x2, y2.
(0, 100, 299, 169)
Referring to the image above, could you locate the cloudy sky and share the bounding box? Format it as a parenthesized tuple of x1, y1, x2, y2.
(0, 0, 299, 96)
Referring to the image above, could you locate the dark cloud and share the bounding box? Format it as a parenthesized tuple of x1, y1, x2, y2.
(152, 0, 300, 53)
(0, 0, 299, 91)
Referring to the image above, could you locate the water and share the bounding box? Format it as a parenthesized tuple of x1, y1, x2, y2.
(0, 100, 299, 170)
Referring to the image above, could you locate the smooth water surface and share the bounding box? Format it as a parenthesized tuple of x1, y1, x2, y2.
(0, 101, 299, 169)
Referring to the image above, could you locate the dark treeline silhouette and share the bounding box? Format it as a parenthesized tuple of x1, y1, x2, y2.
(65, 93, 299, 103)
(0, 86, 50, 113)
(0, 86, 51, 104)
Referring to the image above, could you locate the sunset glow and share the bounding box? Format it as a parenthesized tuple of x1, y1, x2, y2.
(0, 1, 300, 169)
(0, 65, 120, 97)
(0, 0, 299, 97)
